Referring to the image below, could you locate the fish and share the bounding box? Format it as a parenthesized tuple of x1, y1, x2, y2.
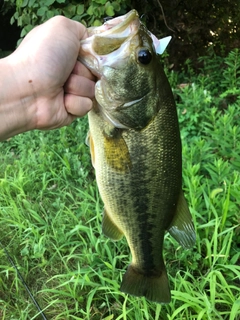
(78, 9, 196, 304)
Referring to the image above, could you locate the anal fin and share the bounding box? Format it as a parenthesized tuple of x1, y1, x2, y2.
(102, 208, 123, 241)
(168, 190, 196, 248)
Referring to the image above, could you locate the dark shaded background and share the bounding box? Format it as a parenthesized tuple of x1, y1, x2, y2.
(0, 0, 20, 53)
(1, 0, 239, 69)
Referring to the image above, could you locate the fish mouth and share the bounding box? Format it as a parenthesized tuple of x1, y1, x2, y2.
(87, 9, 139, 41)
(78, 10, 140, 78)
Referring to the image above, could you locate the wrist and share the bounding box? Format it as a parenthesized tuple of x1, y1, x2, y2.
(0, 53, 37, 141)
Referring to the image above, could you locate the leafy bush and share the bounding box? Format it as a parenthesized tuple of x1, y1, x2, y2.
(3, 0, 240, 69)
(172, 48, 240, 140)
(4, 0, 130, 39)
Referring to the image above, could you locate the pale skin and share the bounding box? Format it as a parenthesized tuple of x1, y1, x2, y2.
(0, 16, 96, 141)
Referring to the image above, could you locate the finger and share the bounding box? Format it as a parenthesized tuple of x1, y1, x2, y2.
(72, 20, 89, 40)
(64, 74, 95, 98)
(72, 61, 96, 81)
(64, 94, 93, 117)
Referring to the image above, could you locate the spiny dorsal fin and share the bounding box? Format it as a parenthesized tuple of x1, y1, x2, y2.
(168, 191, 196, 248)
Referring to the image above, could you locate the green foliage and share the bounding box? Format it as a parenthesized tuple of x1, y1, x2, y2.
(172, 48, 240, 141)
(3, 0, 130, 39)
(1, 51, 240, 319)
(0, 49, 12, 58)
(2, 0, 240, 70)
(197, 48, 240, 103)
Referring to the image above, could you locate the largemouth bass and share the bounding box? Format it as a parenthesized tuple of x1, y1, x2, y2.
(78, 9, 195, 304)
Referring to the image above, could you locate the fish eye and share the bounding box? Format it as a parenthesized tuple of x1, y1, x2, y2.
(137, 49, 152, 65)
(103, 16, 114, 23)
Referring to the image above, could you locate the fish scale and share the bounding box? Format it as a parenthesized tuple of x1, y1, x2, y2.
(79, 9, 196, 303)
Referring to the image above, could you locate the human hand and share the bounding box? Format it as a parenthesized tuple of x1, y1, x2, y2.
(0, 16, 95, 140)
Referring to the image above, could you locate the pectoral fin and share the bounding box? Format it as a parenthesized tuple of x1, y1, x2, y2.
(85, 131, 96, 168)
(168, 191, 196, 248)
(103, 128, 131, 173)
(102, 208, 123, 241)
(85, 131, 90, 147)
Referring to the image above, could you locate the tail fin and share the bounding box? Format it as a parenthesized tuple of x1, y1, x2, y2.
(120, 264, 171, 304)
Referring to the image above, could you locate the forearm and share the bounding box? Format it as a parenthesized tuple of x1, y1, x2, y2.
(0, 55, 36, 141)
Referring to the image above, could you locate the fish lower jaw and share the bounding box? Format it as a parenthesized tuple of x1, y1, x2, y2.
(78, 49, 103, 79)
(91, 69, 102, 80)
(83, 60, 102, 79)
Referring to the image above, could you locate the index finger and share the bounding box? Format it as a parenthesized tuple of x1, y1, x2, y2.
(71, 20, 89, 41)
(72, 61, 96, 81)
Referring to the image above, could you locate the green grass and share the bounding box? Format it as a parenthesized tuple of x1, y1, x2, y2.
(1, 50, 240, 319)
